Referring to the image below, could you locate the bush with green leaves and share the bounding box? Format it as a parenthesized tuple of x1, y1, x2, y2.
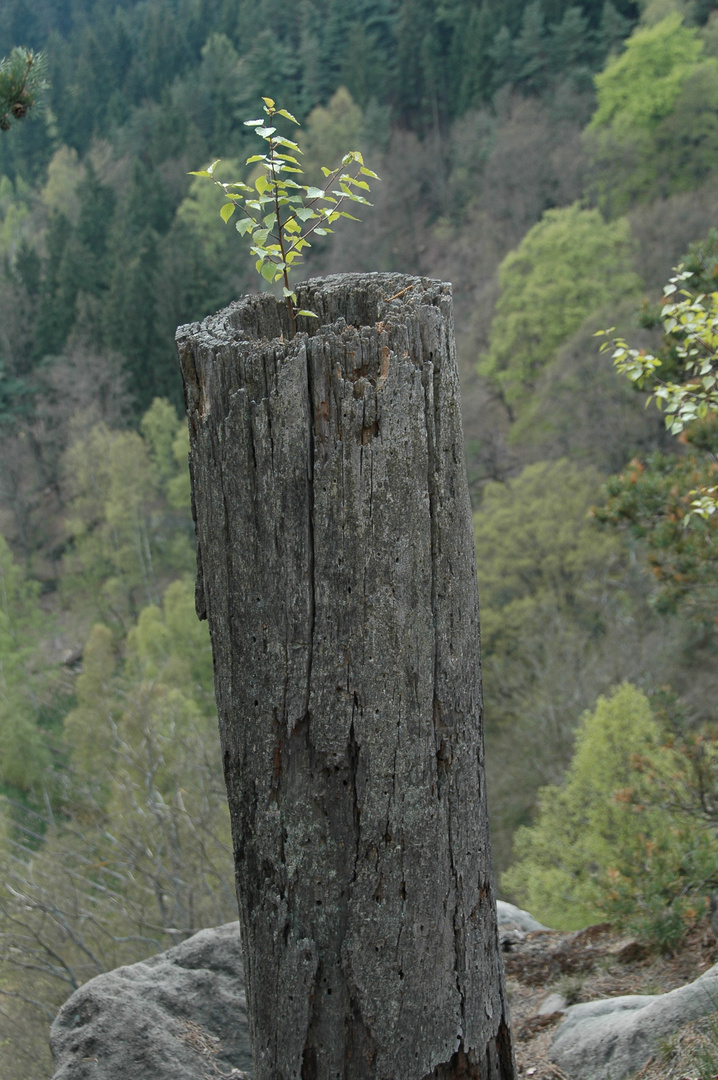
(191, 96, 378, 335)
(502, 683, 716, 950)
(479, 204, 641, 415)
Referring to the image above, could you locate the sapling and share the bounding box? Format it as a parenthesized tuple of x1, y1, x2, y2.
(190, 97, 379, 337)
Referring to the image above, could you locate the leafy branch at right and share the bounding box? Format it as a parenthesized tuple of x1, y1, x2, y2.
(598, 269, 718, 522)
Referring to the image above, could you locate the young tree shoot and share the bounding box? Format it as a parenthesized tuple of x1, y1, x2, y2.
(190, 97, 379, 337)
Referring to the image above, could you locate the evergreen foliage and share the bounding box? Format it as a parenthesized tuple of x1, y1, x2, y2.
(0, 47, 45, 131)
(503, 683, 717, 949)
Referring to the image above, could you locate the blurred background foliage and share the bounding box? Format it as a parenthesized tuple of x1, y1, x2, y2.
(5, 0, 718, 1074)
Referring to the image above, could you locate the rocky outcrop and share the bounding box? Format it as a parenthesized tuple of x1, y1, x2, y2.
(49, 905, 718, 1080)
(550, 960, 718, 1080)
(50, 922, 252, 1080)
(48, 905, 534, 1080)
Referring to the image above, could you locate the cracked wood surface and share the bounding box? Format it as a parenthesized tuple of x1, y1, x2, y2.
(176, 273, 515, 1080)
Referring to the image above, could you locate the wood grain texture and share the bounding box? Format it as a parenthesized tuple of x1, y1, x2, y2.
(176, 273, 515, 1080)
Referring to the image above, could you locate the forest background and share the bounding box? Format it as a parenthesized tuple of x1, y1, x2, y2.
(4, 0, 718, 1075)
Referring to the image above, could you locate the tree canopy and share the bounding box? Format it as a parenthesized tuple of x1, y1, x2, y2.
(480, 204, 641, 413)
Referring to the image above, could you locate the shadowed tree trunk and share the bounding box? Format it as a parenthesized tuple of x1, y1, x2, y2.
(176, 273, 515, 1080)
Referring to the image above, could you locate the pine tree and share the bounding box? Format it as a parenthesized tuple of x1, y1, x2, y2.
(515, 1, 550, 91)
(597, 0, 632, 57)
(550, 5, 593, 70)
(456, 1, 497, 108)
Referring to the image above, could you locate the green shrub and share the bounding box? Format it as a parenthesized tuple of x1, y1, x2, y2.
(502, 683, 715, 949)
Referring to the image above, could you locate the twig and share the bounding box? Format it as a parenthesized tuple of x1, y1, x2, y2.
(384, 284, 417, 302)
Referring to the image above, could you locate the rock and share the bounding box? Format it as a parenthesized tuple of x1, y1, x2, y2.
(538, 992, 568, 1016)
(550, 960, 718, 1080)
(50, 922, 252, 1080)
(496, 900, 549, 934)
(604, 937, 648, 964)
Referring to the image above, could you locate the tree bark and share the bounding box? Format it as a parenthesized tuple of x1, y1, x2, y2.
(176, 273, 515, 1080)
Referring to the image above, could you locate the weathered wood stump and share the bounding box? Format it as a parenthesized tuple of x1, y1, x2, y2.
(176, 273, 514, 1080)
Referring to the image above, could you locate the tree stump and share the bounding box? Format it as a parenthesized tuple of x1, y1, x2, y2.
(176, 273, 515, 1080)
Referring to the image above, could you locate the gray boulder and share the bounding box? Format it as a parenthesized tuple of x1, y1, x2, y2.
(496, 899, 549, 938)
(50, 922, 252, 1080)
(550, 960, 718, 1080)
(496, 899, 548, 933)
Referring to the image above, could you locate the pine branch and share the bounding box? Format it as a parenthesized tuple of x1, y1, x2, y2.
(0, 47, 47, 132)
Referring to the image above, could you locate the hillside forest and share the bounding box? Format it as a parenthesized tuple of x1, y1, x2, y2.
(4, 0, 718, 1074)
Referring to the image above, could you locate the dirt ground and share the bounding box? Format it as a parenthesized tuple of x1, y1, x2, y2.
(504, 918, 718, 1079)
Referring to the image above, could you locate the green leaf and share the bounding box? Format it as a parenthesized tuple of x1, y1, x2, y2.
(261, 261, 277, 282)
(255, 175, 269, 195)
(245, 154, 268, 164)
(244, 118, 264, 126)
(262, 96, 275, 108)
(253, 228, 271, 246)
(236, 218, 255, 236)
(283, 287, 297, 299)
(220, 202, 236, 224)
(296, 310, 319, 318)
(304, 186, 326, 200)
(273, 135, 302, 153)
(336, 191, 370, 205)
(256, 126, 276, 138)
(360, 166, 380, 179)
(277, 108, 299, 124)
(188, 169, 212, 178)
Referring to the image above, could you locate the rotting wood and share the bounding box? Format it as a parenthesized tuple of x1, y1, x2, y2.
(176, 272, 515, 1080)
